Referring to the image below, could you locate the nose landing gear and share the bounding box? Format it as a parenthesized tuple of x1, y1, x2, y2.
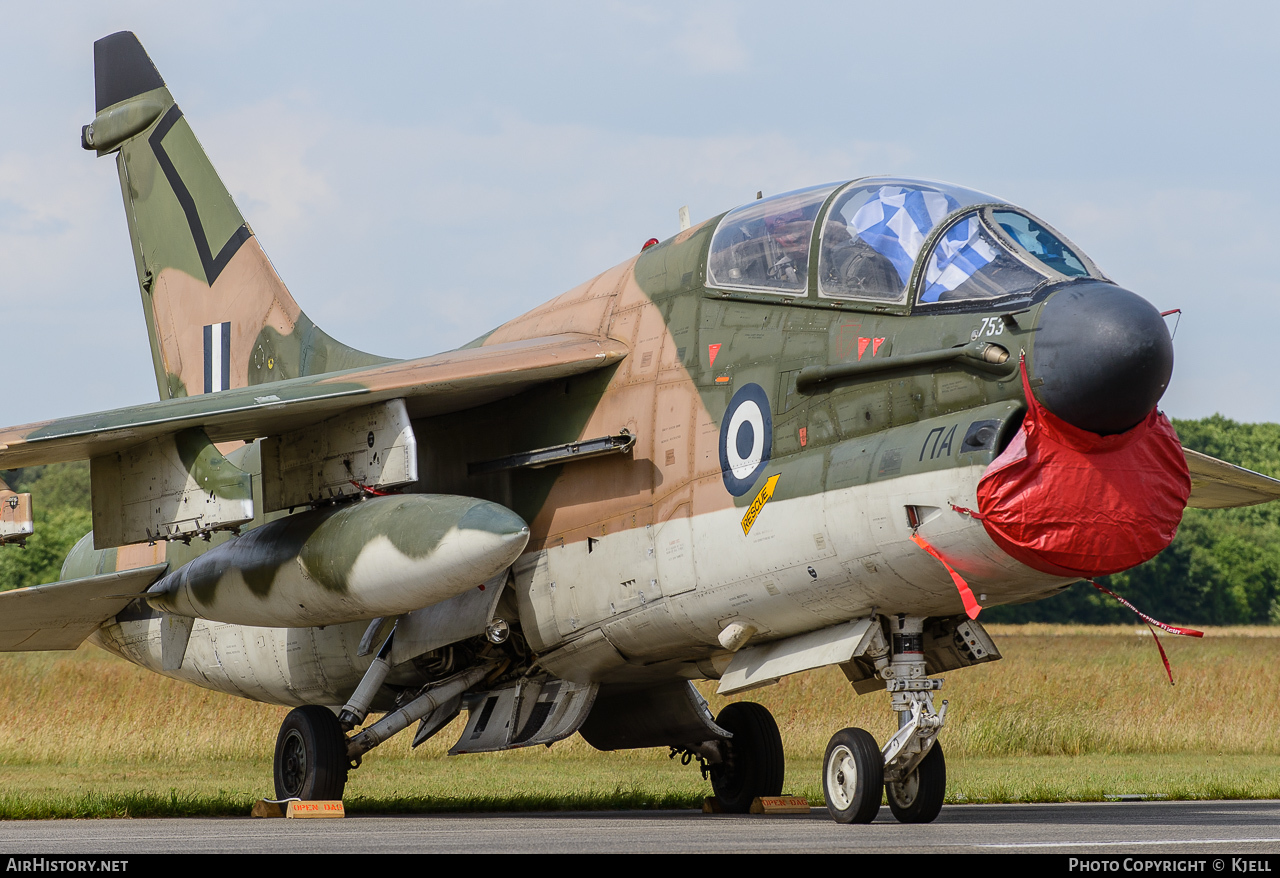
(821, 615, 948, 825)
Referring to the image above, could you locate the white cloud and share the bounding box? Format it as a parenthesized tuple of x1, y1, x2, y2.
(666, 2, 750, 74)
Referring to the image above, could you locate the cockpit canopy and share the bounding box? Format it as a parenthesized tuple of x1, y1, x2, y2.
(706, 183, 840, 295)
(706, 177, 1100, 308)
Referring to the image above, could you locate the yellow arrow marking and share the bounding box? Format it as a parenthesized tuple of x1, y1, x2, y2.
(741, 474, 781, 536)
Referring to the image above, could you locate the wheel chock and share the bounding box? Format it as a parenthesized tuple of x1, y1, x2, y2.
(251, 799, 286, 818)
(751, 796, 810, 814)
(286, 800, 345, 818)
(251, 798, 346, 818)
(702, 795, 810, 814)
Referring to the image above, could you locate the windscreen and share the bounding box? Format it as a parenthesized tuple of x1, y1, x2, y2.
(919, 213, 1049, 303)
(992, 211, 1089, 278)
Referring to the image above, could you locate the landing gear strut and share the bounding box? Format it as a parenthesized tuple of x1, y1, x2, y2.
(821, 615, 949, 825)
(272, 659, 494, 803)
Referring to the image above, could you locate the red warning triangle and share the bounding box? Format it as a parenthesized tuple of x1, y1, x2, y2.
(708, 343, 721, 366)
(872, 337, 885, 357)
(857, 338, 870, 360)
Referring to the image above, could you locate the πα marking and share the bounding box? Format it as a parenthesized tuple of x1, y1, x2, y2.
(919, 424, 958, 461)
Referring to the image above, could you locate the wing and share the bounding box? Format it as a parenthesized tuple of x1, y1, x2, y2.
(0, 564, 167, 651)
(0, 333, 627, 468)
(1184, 448, 1280, 509)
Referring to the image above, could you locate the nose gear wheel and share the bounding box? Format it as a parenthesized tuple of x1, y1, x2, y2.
(886, 739, 946, 823)
(822, 727, 882, 824)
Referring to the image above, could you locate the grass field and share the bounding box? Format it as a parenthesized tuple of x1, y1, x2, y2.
(0, 624, 1276, 817)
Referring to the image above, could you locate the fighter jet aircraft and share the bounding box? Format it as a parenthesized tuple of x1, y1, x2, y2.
(2, 32, 1278, 824)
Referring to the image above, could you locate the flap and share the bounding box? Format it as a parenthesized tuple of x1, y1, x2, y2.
(0, 564, 168, 651)
(0, 333, 628, 469)
(1184, 448, 1280, 509)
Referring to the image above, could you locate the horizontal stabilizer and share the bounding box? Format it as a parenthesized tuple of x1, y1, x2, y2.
(0, 564, 167, 651)
(0, 333, 628, 469)
(1184, 448, 1280, 509)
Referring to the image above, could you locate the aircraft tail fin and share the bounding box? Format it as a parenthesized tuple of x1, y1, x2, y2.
(84, 32, 389, 401)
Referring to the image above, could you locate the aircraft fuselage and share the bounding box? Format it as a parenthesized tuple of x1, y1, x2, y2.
(80, 209, 1091, 704)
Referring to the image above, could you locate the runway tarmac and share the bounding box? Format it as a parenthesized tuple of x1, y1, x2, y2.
(1, 800, 1279, 854)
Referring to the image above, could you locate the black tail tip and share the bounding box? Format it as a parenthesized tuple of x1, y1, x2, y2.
(94, 31, 165, 113)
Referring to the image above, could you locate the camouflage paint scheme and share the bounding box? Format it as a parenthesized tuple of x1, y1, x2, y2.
(147, 492, 531, 628)
(26, 193, 1059, 703)
(3, 33, 1278, 731)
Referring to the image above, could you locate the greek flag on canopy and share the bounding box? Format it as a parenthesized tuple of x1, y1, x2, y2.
(919, 216, 998, 303)
(849, 186, 958, 285)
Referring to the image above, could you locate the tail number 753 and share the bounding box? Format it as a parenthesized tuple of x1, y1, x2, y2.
(972, 317, 1004, 339)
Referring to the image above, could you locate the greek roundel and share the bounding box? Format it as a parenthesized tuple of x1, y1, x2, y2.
(719, 383, 773, 496)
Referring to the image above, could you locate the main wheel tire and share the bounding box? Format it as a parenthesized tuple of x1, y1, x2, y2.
(822, 727, 883, 824)
(709, 702, 785, 813)
(274, 705, 349, 801)
(886, 739, 946, 824)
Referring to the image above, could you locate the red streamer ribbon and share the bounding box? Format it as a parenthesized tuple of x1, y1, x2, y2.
(910, 533, 981, 620)
(349, 480, 392, 497)
(1087, 579, 1203, 685)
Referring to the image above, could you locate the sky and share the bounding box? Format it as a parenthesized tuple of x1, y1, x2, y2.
(1, 1, 1278, 425)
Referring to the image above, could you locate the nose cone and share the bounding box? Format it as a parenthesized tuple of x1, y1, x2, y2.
(458, 499, 531, 543)
(1031, 282, 1174, 435)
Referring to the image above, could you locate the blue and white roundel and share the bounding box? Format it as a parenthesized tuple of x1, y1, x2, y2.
(719, 383, 773, 496)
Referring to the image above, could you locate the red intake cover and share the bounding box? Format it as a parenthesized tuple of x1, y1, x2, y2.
(975, 362, 1191, 578)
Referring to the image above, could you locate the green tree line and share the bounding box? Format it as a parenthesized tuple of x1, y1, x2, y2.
(3, 416, 1280, 626)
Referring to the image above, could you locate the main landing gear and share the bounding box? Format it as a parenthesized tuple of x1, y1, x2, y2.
(274, 705, 350, 801)
(821, 615, 948, 824)
(271, 625, 493, 803)
(708, 702, 786, 812)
